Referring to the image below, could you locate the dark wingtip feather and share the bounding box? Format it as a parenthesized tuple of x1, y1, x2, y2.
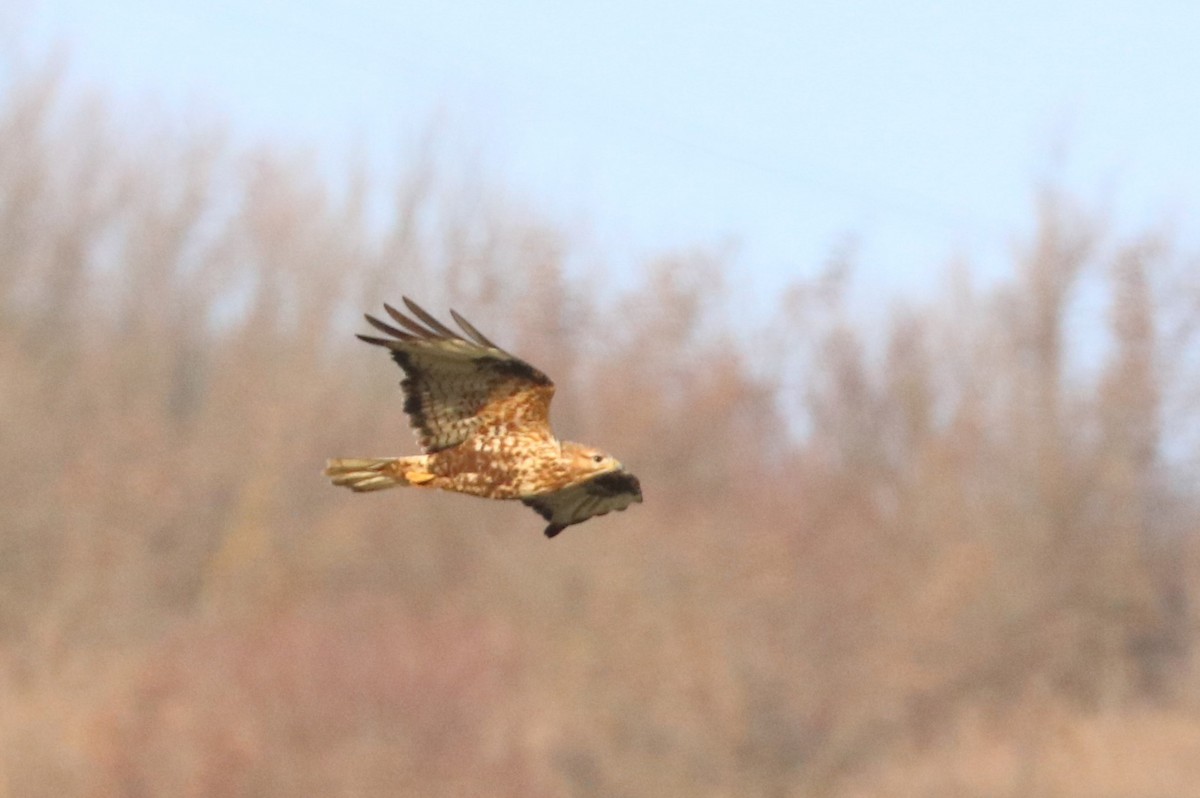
(544, 524, 566, 539)
(363, 313, 414, 340)
(383, 303, 433, 337)
(587, 470, 643, 500)
(450, 309, 500, 349)
(401, 297, 459, 338)
(356, 333, 399, 348)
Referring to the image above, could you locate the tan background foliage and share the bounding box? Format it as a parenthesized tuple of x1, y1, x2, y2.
(3, 63, 1200, 796)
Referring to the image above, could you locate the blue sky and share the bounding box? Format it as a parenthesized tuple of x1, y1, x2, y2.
(14, 0, 1200, 304)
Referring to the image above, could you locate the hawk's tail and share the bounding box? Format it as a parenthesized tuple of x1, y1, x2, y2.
(324, 456, 436, 492)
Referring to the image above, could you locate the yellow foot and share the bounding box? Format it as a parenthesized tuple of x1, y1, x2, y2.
(404, 471, 437, 485)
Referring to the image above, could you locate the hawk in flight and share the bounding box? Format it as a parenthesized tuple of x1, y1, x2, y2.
(325, 298, 643, 538)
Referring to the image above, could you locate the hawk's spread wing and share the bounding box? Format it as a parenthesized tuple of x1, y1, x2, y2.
(522, 471, 643, 538)
(357, 298, 554, 452)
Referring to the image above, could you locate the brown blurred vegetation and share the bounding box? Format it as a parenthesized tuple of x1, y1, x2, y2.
(3, 61, 1200, 797)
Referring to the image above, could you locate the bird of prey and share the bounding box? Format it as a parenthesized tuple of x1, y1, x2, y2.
(325, 298, 642, 538)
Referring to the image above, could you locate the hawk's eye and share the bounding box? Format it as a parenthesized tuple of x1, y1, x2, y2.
(592, 454, 604, 463)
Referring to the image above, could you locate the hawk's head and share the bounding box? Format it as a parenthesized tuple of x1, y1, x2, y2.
(561, 441, 623, 481)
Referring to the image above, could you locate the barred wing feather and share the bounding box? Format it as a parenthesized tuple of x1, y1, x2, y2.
(357, 298, 555, 453)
